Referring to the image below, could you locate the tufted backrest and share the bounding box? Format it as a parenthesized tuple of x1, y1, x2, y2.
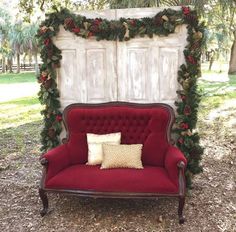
(63, 103, 174, 167)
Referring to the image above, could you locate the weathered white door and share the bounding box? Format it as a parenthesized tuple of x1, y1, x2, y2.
(54, 7, 187, 109)
(117, 32, 186, 104)
(54, 27, 117, 109)
(116, 8, 187, 105)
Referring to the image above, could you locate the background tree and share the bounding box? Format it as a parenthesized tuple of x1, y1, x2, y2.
(22, 23, 40, 74)
(0, 7, 11, 73)
(9, 22, 26, 73)
(0, 5, 39, 74)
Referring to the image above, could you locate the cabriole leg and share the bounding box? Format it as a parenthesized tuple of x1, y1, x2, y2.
(39, 188, 48, 217)
(178, 196, 185, 224)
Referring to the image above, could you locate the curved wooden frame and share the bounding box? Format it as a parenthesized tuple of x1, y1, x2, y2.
(39, 102, 186, 224)
(62, 102, 175, 144)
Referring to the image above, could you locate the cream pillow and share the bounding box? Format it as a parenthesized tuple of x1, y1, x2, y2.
(101, 144, 143, 169)
(86, 132, 121, 165)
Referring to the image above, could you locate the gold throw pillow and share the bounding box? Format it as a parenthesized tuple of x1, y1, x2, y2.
(101, 144, 143, 169)
(86, 132, 121, 165)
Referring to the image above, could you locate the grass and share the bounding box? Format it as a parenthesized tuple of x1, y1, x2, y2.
(0, 72, 42, 156)
(0, 96, 43, 130)
(198, 74, 236, 115)
(0, 95, 43, 157)
(0, 72, 36, 84)
(0, 120, 42, 157)
(199, 74, 236, 90)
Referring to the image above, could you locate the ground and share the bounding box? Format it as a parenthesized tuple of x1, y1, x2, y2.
(0, 69, 235, 232)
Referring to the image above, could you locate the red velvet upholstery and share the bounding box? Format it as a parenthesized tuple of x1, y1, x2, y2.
(42, 103, 187, 194)
(65, 106, 170, 166)
(45, 165, 178, 194)
(165, 146, 187, 184)
(43, 144, 70, 181)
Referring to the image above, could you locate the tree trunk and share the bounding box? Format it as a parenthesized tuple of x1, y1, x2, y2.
(2, 56, 6, 73)
(7, 58, 13, 73)
(34, 53, 39, 75)
(209, 57, 214, 71)
(228, 31, 236, 74)
(16, 53, 20, 73)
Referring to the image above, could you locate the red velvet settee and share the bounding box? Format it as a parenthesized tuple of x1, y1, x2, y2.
(39, 102, 187, 223)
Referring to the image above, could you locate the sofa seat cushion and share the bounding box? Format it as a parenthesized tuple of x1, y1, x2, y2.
(45, 165, 178, 194)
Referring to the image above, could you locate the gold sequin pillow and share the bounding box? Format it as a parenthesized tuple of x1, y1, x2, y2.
(101, 144, 143, 169)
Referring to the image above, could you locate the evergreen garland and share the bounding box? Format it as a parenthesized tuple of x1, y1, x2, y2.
(37, 6, 205, 187)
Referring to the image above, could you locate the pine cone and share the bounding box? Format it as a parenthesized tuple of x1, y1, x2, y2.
(191, 42, 200, 50)
(64, 17, 75, 28)
(189, 152, 200, 159)
(110, 22, 120, 30)
(185, 15, 198, 25)
(169, 16, 178, 22)
(44, 79, 53, 90)
(52, 63, 60, 69)
(47, 49, 53, 58)
(90, 25, 100, 33)
(48, 128, 56, 139)
(153, 16, 163, 26)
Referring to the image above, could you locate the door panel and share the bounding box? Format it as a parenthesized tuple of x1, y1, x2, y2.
(159, 47, 180, 102)
(118, 39, 160, 103)
(54, 26, 117, 109)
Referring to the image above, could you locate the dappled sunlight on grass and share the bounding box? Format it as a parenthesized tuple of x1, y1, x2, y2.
(207, 99, 236, 121)
(198, 74, 236, 117)
(197, 70, 236, 148)
(199, 74, 236, 98)
(0, 96, 43, 130)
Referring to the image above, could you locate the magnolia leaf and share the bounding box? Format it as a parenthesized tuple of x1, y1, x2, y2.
(51, 55, 59, 61)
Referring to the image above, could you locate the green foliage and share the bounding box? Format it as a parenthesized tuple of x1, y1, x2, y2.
(37, 6, 205, 188)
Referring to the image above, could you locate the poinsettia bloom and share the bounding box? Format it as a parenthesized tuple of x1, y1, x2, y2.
(72, 27, 80, 33)
(184, 105, 191, 115)
(44, 38, 50, 46)
(187, 55, 196, 64)
(182, 6, 190, 15)
(180, 122, 189, 130)
(56, 115, 63, 121)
